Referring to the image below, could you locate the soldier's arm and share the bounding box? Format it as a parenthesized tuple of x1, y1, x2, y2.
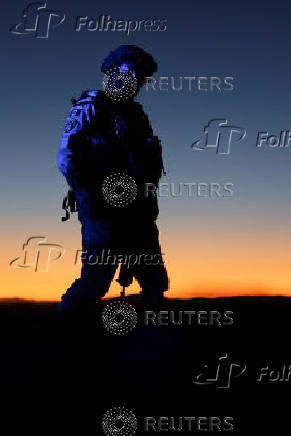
(148, 135, 165, 186)
(143, 121, 165, 186)
(57, 102, 95, 191)
(138, 104, 165, 186)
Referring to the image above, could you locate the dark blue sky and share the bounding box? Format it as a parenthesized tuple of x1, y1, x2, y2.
(2, 0, 291, 298)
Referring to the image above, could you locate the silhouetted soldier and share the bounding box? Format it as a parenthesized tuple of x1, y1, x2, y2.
(57, 45, 168, 315)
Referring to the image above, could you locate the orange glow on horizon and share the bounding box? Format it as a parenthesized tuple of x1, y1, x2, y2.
(2, 220, 291, 301)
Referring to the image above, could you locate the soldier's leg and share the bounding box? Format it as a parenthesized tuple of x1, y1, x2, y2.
(135, 263, 168, 305)
(58, 258, 118, 315)
(58, 215, 118, 314)
(132, 221, 169, 305)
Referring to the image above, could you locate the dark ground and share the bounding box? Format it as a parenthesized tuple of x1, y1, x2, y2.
(1, 296, 290, 435)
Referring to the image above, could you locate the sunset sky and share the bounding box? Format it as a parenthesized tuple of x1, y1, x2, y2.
(2, 0, 291, 300)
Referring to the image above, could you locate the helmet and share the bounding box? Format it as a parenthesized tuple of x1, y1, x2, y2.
(101, 45, 158, 86)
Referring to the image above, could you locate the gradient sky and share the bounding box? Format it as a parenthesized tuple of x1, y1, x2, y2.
(1, 0, 291, 300)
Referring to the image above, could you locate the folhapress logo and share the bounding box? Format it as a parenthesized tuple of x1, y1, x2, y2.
(10, 2, 65, 38)
(193, 354, 246, 389)
(10, 236, 65, 272)
(191, 119, 246, 155)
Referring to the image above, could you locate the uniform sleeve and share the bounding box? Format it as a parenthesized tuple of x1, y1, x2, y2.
(152, 135, 165, 185)
(137, 104, 165, 186)
(144, 134, 165, 187)
(57, 102, 96, 191)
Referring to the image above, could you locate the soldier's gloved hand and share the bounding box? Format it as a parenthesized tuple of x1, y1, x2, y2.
(116, 265, 134, 288)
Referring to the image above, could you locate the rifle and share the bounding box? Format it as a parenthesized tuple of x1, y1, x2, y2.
(61, 190, 78, 221)
(116, 264, 134, 297)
